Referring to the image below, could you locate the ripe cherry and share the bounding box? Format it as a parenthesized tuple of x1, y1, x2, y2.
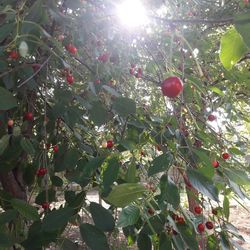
(36, 167, 47, 177)
(42, 202, 50, 210)
(212, 160, 219, 168)
(194, 206, 202, 215)
(205, 221, 214, 230)
(46, 143, 51, 150)
(197, 223, 205, 233)
(222, 152, 230, 160)
(172, 229, 178, 236)
(7, 119, 14, 127)
(66, 44, 77, 54)
(95, 79, 101, 84)
(147, 207, 154, 215)
(161, 76, 183, 98)
(208, 114, 216, 121)
(53, 145, 59, 153)
(24, 112, 33, 121)
(107, 140, 114, 148)
(129, 68, 134, 75)
(9, 51, 19, 60)
(176, 216, 185, 225)
(66, 74, 74, 84)
(98, 53, 109, 62)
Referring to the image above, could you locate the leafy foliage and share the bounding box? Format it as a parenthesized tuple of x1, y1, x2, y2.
(0, 0, 249, 249)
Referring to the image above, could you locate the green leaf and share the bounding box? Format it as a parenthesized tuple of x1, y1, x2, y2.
(159, 175, 180, 209)
(137, 232, 152, 250)
(228, 180, 249, 200)
(0, 23, 15, 42)
(219, 27, 248, 70)
(51, 175, 63, 187)
(159, 233, 172, 250)
(117, 205, 140, 228)
(125, 163, 137, 183)
(234, 11, 250, 48)
(102, 156, 120, 191)
(0, 232, 14, 248)
(106, 183, 146, 207)
(35, 189, 56, 205)
(187, 168, 219, 202)
(141, 215, 165, 235)
(0, 209, 18, 225)
(41, 207, 75, 232)
(89, 102, 109, 126)
(148, 153, 173, 177)
(80, 223, 110, 250)
(177, 224, 199, 250)
(0, 135, 10, 155)
(113, 97, 136, 117)
(209, 86, 224, 96)
(224, 168, 250, 186)
(11, 199, 39, 221)
(20, 138, 35, 155)
(0, 87, 17, 110)
(58, 239, 79, 250)
(89, 202, 115, 232)
(223, 196, 230, 221)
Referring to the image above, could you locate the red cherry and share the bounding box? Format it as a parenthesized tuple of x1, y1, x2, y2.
(131, 63, 136, 68)
(9, 51, 19, 60)
(243, 0, 249, 5)
(53, 145, 59, 153)
(129, 68, 134, 75)
(212, 160, 219, 168)
(46, 143, 51, 150)
(36, 167, 47, 177)
(106, 140, 113, 148)
(176, 216, 185, 224)
(98, 53, 109, 62)
(140, 151, 145, 157)
(66, 74, 74, 84)
(147, 207, 154, 215)
(194, 206, 202, 215)
(137, 68, 142, 75)
(135, 72, 142, 78)
(205, 221, 214, 230)
(95, 79, 101, 84)
(161, 76, 183, 98)
(208, 114, 216, 121)
(24, 112, 33, 121)
(7, 119, 14, 127)
(222, 152, 230, 160)
(66, 44, 77, 54)
(41, 202, 50, 210)
(197, 223, 205, 233)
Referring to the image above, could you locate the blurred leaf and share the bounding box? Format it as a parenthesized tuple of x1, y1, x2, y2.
(90, 202, 115, 232)
(137, 232, 152, 250)
(0, 87, 17, 110)
(159, 175, 180, 209)
(113, 97, 136, 117)
(89, 102, 109, 126)
(219, 27, 248, 70)
(80, 223, 110, 250)
(148, 153, 173, 176)
(107, 183, 146, 207)
(0, 209, 18, 225)
(117, 205, 140, 228)
(41, 207, 74, 232)
(234, 11, 250, 48)
(159, 233, 172, 250)
(223, 196, 230, 221)
(0, 135, 10, 155)
(11, 199, 39, 221)
(187, 168, 219, 201)
(0, 232, 14, 248)
(20, 138, 35, 156)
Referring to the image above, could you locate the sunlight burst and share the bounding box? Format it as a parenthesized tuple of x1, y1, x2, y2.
(116, 0, 148, 28)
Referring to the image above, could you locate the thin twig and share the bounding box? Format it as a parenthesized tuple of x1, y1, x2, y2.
(17, 56, 52, 88)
